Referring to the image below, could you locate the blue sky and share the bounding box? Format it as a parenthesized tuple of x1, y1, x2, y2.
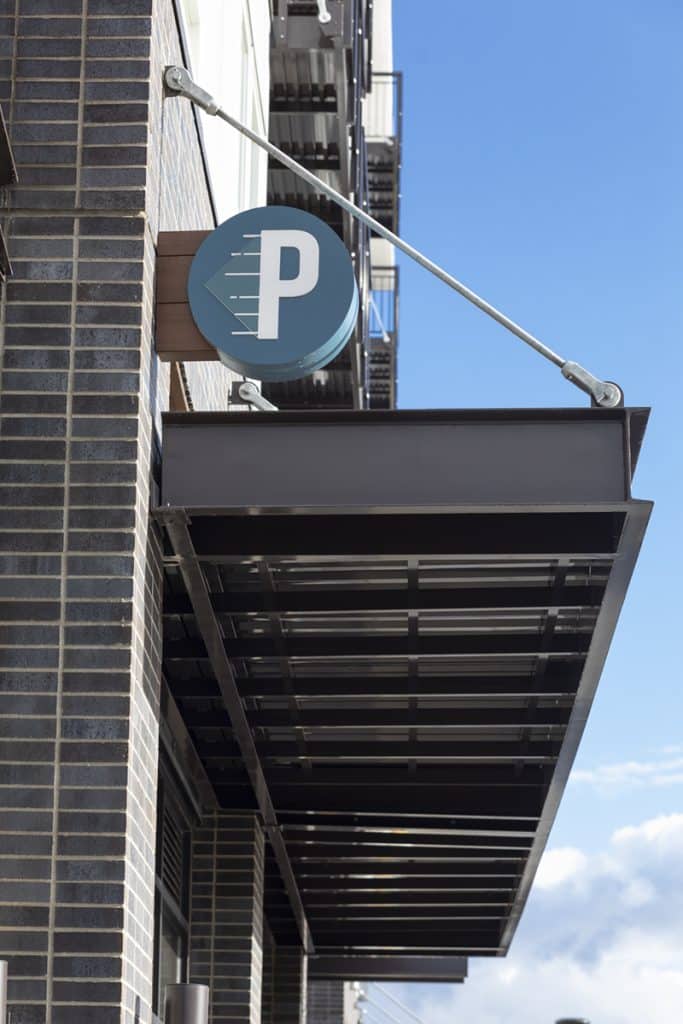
(387, 1, 683, 1020)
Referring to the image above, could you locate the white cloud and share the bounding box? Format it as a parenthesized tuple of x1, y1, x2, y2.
(570, 753, 683, 791)
(380, 813, 683, 1024)
(534, 847, 587, 890)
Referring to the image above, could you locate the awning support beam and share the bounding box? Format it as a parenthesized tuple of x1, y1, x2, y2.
(157, 509, 314, 954)
(163, 65, 623, 409)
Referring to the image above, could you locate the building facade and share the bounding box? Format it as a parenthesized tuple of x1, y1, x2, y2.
(0, 5, 652, 1024)
(0, 2, 399, 1022)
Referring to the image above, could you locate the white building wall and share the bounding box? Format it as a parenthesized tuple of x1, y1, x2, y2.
(178, 0, 271, 220)
(173, 0, 272, 407)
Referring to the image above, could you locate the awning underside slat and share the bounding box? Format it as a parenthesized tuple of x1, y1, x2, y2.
(158, 409, 650, 962)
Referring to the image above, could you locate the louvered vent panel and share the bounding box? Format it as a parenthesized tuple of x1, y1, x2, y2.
(160, 801, 185, 909)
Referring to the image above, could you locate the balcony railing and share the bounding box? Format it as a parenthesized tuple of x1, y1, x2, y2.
(369, 265, 398, 344)
(364, 71, 403, 234)
(367, 264, 399, 409)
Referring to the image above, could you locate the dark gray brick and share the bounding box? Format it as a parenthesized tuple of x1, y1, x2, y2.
(12, 100, 78, 120)
(11, 122, 79, 142)
(5, 304, 71, 324)
(84, 80, 148, 102)
(0, 672, 58, 692)
(88, 0, 152, 13)
(80, 166, 146, 188)
(73, 369, 141, 390)
(56, 812, 127, 836)
(61, 693, 129, 715)
(83, 101, 147, 124)
(57, 834, 127, 858)
(79, 189, 146, 210)
(16, 59, 82, 79)
(19, 166, 78, 187)
(2, 349, 70, 369)
(0, 416, 66, 437)
(78, 215, 144, 236)
(9, 188, 76, 209)
(9, 216, 75, 235)
(0, 464, 63, 483)
(85, 37, 150, 58)
(52, 1005, 119, 1024)
(70, 417, 137, 439)
(70, 392, 138, 412)
(0, 393, 67, 413)
(59, 765, 127, 787)
(86, 16, 151, 36)
(73, 350, 140, 370)
(0, 788, 54, 809)
(11, 259, 73, 281)
(19, 0, 83, 13)
(17, 37, 82, 58)
(69, 462, 136, 483)
(0, 932, 49, 952)
(62, 647, 131, 670)
(0, 953, 47, 976)
(2, 370, 69, 391)
(4, 326, 71, 346)
(74, 326, 141, 346)
(77, 238, 144, 260)
(15, 81, 80, 100)
(54, 906, 124, 930)
(82, 144, 146, 166)
(53, 954, 122, 977)
(0, 509, 63, 530)
(53, 932, 122, 954)
(85, 58, 149, 79)
(0, 437, 66, 459)
(7, 981, 48, 1004)
(76, 280, 143, 299)
(76, 307, 141, 326)
(0, 765, 54, 786)
(62, 623, 132, 645)
(54, 880, 124, 905)
(77, 259, 142, 281)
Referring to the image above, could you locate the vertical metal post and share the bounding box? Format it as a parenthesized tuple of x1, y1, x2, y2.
(164, 983, 209, 1024)
(0, 961, 7, 1024)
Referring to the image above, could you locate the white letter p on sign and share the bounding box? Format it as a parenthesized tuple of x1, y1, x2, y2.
(257, 229, 320, 340)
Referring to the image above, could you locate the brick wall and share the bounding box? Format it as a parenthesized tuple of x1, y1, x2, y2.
(307, 981, 345, 1024)
(273, 947, 307, 1024)
(190, 813, 265, 1024)
(0, 2, 230, 1022)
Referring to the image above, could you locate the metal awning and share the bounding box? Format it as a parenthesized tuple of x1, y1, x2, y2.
(157, 408, 650, 967)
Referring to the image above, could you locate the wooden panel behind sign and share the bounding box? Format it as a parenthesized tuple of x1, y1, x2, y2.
(155, 230, 218, 361)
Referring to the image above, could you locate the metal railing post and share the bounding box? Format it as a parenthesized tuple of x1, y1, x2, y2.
(0, 961, 7, 1024)
(164, 983, 209, 1024)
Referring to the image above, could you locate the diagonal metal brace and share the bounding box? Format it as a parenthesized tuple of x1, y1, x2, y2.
(157, 508, 314, 954)
(164, 65, 624, 409)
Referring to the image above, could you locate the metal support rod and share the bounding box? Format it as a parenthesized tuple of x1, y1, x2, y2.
(316, 0, 332, 23)
(0, 960, 6, 1024)
(163, 66, 623, 408)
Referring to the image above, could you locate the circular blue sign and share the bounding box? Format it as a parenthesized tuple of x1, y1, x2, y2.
(187, 206, 359, 382)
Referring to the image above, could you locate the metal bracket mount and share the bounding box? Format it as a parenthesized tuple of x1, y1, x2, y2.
(230, 381, 279, 411)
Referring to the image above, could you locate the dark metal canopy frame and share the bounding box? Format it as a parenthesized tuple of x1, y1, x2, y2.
(157, 407, 651, 979)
